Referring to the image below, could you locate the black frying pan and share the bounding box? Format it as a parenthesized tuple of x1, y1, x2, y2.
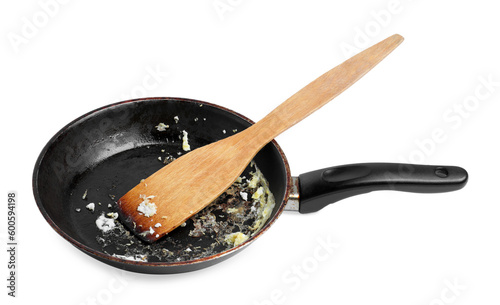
(33, 97, 468, 274)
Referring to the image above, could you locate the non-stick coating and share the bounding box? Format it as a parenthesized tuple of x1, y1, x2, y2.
(33, 97, 291, 274)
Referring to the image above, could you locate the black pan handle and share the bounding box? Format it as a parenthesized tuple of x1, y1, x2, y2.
(298, 163, 468, 213)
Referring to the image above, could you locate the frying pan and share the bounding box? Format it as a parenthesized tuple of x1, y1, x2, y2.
(33, 97, 468, 274)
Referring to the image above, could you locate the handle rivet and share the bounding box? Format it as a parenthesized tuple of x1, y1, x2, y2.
(435, 167, 449, 178)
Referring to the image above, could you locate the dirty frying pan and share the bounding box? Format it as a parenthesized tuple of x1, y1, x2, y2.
(33, 98, 468, 274)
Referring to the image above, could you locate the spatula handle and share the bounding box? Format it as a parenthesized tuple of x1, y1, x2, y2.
(247, 34, 404, 146)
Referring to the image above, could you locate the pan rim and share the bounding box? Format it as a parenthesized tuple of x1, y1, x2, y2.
(32, 97, 292, 270)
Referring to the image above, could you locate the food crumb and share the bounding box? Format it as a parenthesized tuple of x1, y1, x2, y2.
(227, 207, 239, 214)
(173, 116, 179, 123)
(86, 202, 95, 212)
(252, 186, 265, 200)
(225, 232, 249, 247)
(155, 123, 169, 131)
(107, 212, 119, 219)
(182, 130, 191, 151)
(82, 189, 88, 200)
(137, 195, 157, 217)
(112, 254, 147, 262)
(96, 213, 116, 233)
(240, 191, 248, 201)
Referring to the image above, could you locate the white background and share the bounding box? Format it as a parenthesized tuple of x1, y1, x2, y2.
(1, 0, 499, 304)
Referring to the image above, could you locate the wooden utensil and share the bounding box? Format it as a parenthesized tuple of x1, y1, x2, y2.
(117, 34, 404, 242)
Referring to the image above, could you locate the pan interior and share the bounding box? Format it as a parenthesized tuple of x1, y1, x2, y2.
(34, 98, 288, 264)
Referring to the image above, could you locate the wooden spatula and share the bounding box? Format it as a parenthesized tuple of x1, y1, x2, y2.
(117, 34, 404, 242)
